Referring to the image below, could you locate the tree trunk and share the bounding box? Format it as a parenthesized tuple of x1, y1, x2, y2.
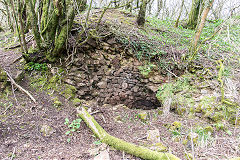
(28, 0, 42, 49)
(77, 107, 180, 160)
(189, 0, 215, 60)
(9, 0, 24, 53)
(3, 0, 14, 32)
(17, 0, 28, 53)
(175, 0, 184, 28)
(186, 0, 203, 29)
(155, 0, 163, 17)
(137, 0, 147, 26)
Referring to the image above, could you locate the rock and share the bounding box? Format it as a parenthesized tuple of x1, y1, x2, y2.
(77, 83, 86, 87)
(204, 126, 214, 134)
(40, 124, 55, 137)
(65, 78, 75, 85)
(147, 129, 160, 143)
(170, 121, 182, 130)
(107, 38, 116, 44)
(72, 98, 81, 106)
(147, 85, 159, 92)
(122, 82, 128, 89)
(94, 150, 110, 160)
(149, 75, 164, 84)
(201, 89, 208, 94)
(13, 70, 24, 81)
(53, 98, 62, 107)
(132, 86, 139, 92)
(87, 38, 97, 48)
(97, 81, 107, 89)
(89, 148, 99, 156)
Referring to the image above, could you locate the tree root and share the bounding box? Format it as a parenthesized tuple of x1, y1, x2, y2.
(77, 107, 181, 160)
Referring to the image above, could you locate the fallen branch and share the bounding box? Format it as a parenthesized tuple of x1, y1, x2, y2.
(4, 69, 36, 103)
(77, 107, 180, 160)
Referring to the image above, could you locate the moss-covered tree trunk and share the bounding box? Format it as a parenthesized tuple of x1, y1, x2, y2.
(175, 0, 184, 28)
(23, 0, 86, 62)
(77, 107, 180, 160)
(189, 0, 215, 61)
(186, 0, 203, 29)
(137, 0, 147, 26)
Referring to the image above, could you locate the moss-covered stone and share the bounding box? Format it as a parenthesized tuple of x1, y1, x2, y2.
(53, 97, 62, 107)
(72, 98, 82, 106)
(204, 126, 214, 134)
(61, 84, 77, 99)
(211, 111, 224, 122)
(170, 121, 182, 130)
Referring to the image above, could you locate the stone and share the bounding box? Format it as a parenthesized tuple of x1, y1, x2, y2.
(107, 38, 116, 44)
(65, 78, 75, 85)
(149, 75, 164, 84)
(72, 98, 81, 106)
(94, 150, 110, 160)
(40, 124, 55, 137)
(132, 86, 139, 92)
(13, 70, 24, 81)
(97, 81, 107, 89)
(122, 82, 128, 89)
(147, 129, 160, 143)
(87, 38, 97, 48)
(78, 90, 86, 96)
(53, 99, 62, 107)
(204, 126, 214, 134)
(77, 83, 86, 87)
(147, 85, 159, 92)
(170, 121, 182, 130)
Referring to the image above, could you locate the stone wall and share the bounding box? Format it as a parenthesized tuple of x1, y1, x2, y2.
(64, 38, 163, 109)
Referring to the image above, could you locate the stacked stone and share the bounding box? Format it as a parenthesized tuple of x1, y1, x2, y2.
(64, 38, 162, 109)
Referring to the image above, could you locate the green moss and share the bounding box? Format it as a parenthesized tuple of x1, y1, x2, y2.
(211, 111, 224, 122)
(61, 84, 77, 99)
(170, 121, 182, 130)
(72, 98, 81, 106)
(204, 126, 214, 134)
(138, 112, 147, 121)
(53, 97, 62, 107)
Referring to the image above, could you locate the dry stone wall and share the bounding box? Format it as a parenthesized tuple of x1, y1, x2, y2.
(64, 38, 163, 109)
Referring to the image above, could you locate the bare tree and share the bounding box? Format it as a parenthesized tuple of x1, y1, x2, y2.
(175, 0, 185, 28)
(189, 0, 215, 60)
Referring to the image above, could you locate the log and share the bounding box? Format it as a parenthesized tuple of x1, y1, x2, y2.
(77, 107, 181, 160)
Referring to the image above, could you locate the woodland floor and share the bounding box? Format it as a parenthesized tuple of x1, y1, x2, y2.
(0, 9, 240, 159)
(0, 48, 239, 160)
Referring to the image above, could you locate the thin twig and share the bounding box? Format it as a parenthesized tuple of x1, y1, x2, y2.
(11, 82, 19, 106)
(11, 147, 16, 160)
